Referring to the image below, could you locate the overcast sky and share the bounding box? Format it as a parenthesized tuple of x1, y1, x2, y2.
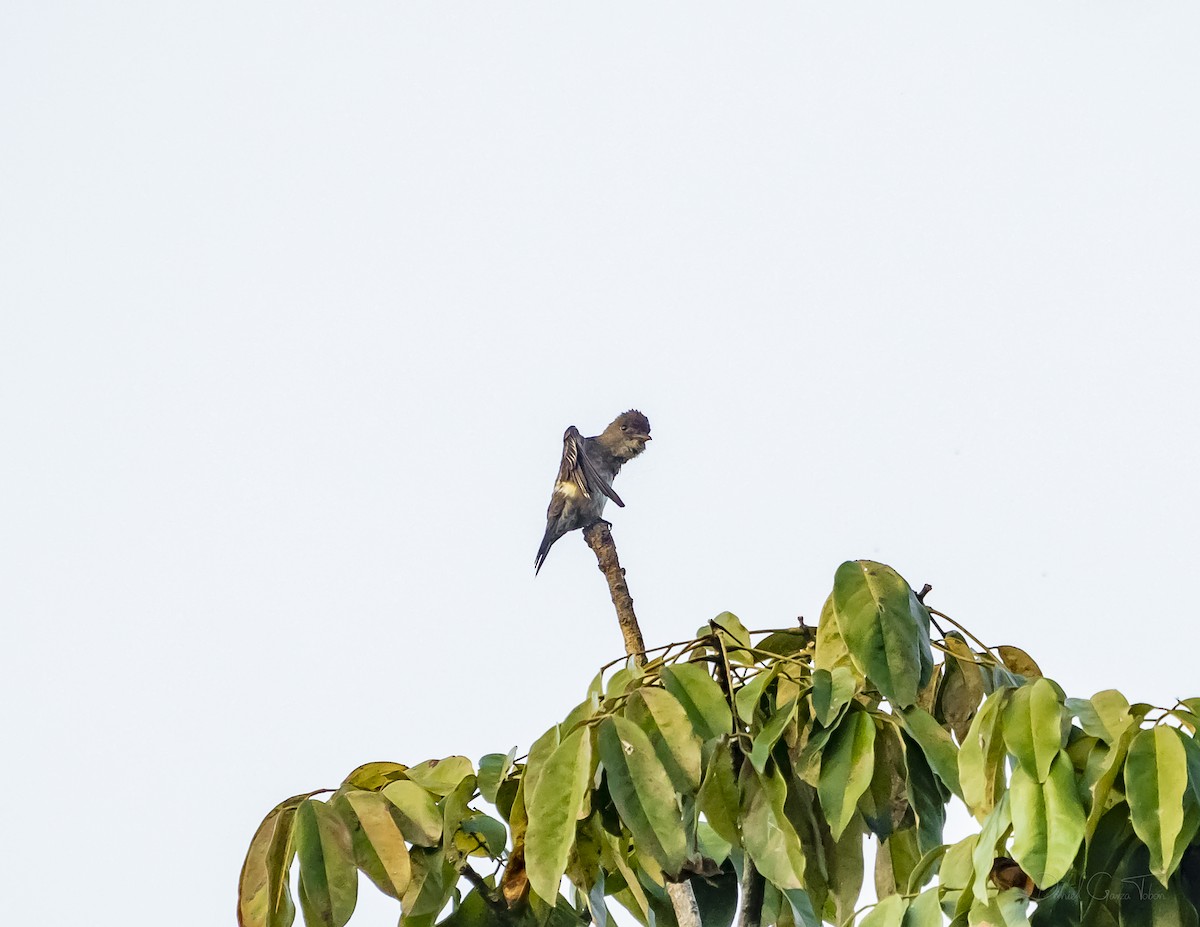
(4, 4, 1199, 925)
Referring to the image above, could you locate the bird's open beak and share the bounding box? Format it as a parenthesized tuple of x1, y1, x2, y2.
(636, 434, 652, 441)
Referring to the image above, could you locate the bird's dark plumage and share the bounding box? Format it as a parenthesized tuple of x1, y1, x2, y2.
(534, 410, 651, 574)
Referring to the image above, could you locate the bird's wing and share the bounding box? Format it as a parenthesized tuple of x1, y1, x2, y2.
(557, 427, 625, 507)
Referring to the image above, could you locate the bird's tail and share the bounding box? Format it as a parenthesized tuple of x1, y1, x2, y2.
(534, 528, 558, 575)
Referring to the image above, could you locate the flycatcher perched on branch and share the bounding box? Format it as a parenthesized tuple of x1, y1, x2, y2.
(534, 410, 651, 574)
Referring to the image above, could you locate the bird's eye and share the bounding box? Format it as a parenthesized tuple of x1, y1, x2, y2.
(621, 425, 628, 432)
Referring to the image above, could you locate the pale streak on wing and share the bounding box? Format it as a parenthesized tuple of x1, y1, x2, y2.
(557, 426, 591, 499)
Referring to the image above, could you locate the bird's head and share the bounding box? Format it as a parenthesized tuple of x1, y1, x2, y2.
(602, 409, 652, 460)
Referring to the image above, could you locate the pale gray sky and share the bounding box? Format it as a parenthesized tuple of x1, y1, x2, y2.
(3, 4, 1199, 925)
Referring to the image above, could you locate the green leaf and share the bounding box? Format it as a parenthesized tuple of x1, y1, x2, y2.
(660, 663, 731, 742)
(960, 688, 1012, 821)
(404, 756, 475, 797)
(626, 686, 703, 793)
(902, 888, 943, 927)
(1126, 726, 1193, 885)
(818, 708, 877, 840)
(780, 888, 820, 927)
(811, 666, 858, 728)
(295, 800, 357, 927)
(1004, 679, 1066, 782)
(859, 895, 908, 927)
(381, 780, 443, 846)
(741, 764, 807, 889)
(477, 749, 516, 804)
(697, 737, 741, 847)
(735, 664, 780, 723)
(1009, 752, 1085, 889)
(858, 721, 908, 841)
(1084, 727, 1136, 839)
(899, 705, 963, 799)
(563, 689, 603, 731)
(967, 889, 1032, 927)
(829, 560, 933, 709)
(903, 730, 948, 856)
(597, 716, 688, 876)
(601, 831, 652, 926)
(757, 628, 815, 658)
(711, 611, 753, 662)
(695, 821, 732, 866)
(525, 727, 593, 902)
(749, 696, 799, 774)
(876, 826, 921, 901)
(937, 834, 977, 892)
(828, 814, 866, 925)
(1067, 690, 1132, 744)
(524, 725, 562, 809)
(402, 847, 457, 921)
(784, 778, 832, 914)
(441, 774, 480, 866)
(458, 813, 508, 858)
(239, 793, 313, 927)
(905, 844, 948, 895)
(971, 792, 1013, 902)
(343, 791, 413, 899)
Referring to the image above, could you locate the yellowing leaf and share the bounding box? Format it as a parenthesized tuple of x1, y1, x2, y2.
(238, 793, 314, 927)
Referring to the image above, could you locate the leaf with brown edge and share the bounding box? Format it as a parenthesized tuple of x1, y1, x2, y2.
(500, 840, 530, 907)
(238, 792, 318, 927)
(936, 633, 984, 743)
(996, 646, 1042, 679)
(341, 762, 409, 792)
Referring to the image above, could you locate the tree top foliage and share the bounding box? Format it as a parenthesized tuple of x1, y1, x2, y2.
(239, 561, 1200, 927)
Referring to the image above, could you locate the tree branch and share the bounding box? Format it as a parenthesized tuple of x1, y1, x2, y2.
(460, 865, 512, 920)
(582, 521, 647, 664)
(581, 520, 700, 927)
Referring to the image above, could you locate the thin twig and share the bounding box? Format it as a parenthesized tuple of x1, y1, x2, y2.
(926, 606, 1003, 664)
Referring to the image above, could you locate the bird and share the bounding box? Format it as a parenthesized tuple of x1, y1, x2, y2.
(534, 410, 651, 574)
